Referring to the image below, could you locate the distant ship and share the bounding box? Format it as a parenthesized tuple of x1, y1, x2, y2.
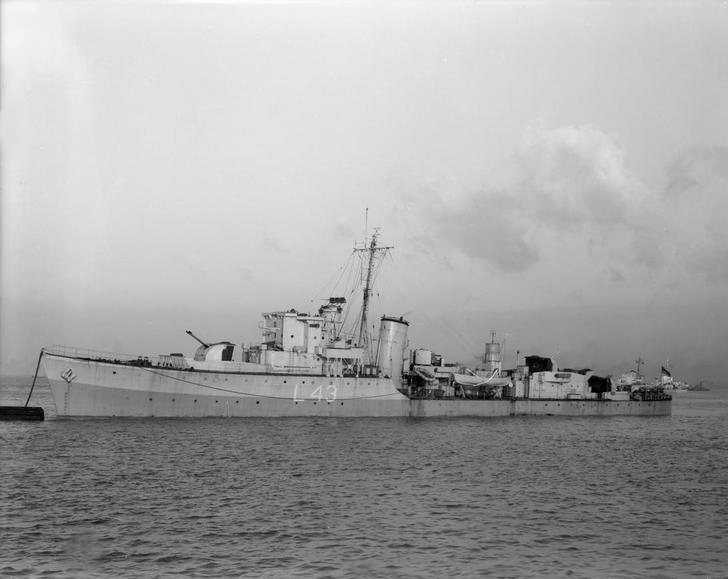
(655, 365, 692, 392)
(618, 358, 707, 394)
(41, 232, 671, 418)
(687, 381, 710, 392)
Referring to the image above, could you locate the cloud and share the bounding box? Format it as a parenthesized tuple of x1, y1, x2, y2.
(388, 129, 728, 309)
(665, 146, 728, 198)
(689, 250, 728, 283)
(627, 229, 665, 270)
(517, 125, 649, 228)
(609, 268, 625, 283)
(262, 236, 286, 253)
(237, 266, 254, 283)
(397, 128, 728, 293)
(664, 146, 728, 282)
(426, 186, 539, 272)
(406, 125, 657, 274)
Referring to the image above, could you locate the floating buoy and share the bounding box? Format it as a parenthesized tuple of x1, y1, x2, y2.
(0, 350, 46, 421)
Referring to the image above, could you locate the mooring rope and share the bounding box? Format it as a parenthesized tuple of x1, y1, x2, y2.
(24, 349, 44, 407)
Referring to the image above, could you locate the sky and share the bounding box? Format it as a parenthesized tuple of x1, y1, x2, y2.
(2, 0, 727, 385)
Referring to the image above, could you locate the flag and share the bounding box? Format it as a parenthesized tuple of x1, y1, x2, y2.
(661, 366, 671, 377)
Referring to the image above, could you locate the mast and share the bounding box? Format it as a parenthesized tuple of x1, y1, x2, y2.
(354, 227, 392, 361)
(635, 355, 644, 380)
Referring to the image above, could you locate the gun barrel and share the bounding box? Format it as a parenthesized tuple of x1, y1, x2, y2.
(185, 330, 209, 348)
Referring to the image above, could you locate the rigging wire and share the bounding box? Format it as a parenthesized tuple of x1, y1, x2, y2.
(338, 285, 360, 340)
(383, 251, 486, 365)
(304, 248, 363, 342)
(307, 251, 355, 307)
(332, 251, 357, 296)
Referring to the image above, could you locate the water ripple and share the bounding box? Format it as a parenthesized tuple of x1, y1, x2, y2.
(1, 383, 727, 577)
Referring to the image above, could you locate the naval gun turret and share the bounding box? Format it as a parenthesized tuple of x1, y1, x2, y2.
(186, 329, 234, 362)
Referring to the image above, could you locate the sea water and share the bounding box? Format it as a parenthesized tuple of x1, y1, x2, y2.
(1, 378, 726, 578)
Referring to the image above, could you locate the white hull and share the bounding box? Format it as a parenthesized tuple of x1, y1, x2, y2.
(43, 353, 671, 418)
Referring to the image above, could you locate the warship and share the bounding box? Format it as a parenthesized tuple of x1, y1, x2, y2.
(40, 232, 671, 418)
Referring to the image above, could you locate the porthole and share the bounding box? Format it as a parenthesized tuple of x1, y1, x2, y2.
(256, 401, 260, 405)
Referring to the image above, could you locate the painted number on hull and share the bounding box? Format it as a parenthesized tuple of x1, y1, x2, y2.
(293, 384, 337, 402)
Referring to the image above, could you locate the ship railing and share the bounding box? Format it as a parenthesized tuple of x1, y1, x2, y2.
(44, 345, 188, 368)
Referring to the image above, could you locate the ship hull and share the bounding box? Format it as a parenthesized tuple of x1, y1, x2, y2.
(410, 398, 671, 417)
(43, 354, 671, 418)
(42, 353, 409, 418)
